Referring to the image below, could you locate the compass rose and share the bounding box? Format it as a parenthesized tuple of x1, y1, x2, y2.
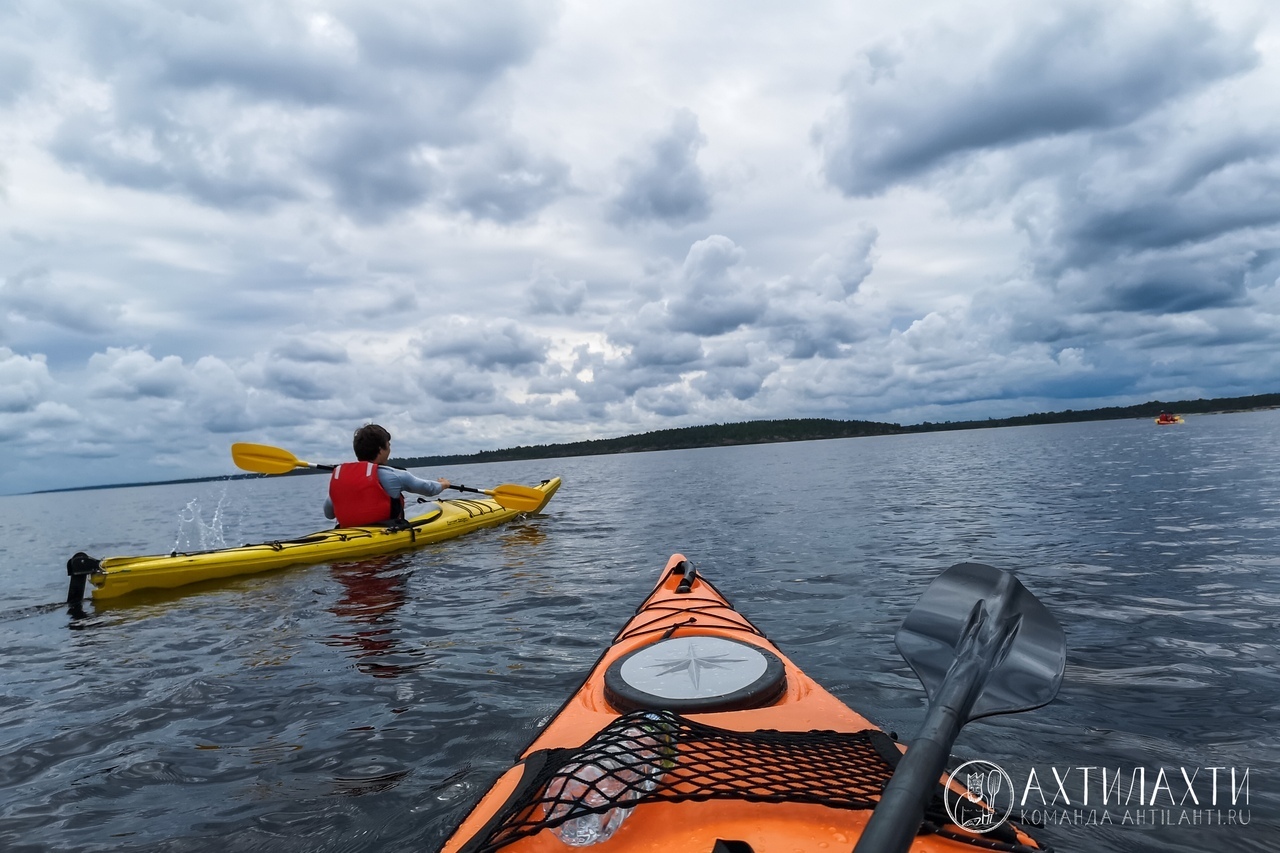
(644, 642, 749, 690)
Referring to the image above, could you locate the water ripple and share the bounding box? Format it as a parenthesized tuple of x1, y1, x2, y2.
(2, 414, 1279, 852)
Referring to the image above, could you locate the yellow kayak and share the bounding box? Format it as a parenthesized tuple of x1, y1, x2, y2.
(67, 477, 561, 601)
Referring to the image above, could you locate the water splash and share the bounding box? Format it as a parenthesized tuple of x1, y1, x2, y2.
(172, 488, 231, 553)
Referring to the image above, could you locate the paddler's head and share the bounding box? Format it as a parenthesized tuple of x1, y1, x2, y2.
(353, 423, 392, 463)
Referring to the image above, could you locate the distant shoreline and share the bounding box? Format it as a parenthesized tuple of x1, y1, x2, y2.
(31, 392, 1280, 495)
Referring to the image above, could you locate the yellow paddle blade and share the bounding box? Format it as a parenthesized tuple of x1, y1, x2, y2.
(487, 484, 546, 511)
(231, 442, 308, 475)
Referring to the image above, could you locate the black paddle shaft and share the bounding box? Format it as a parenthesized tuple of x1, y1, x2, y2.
(853, 564, 1065, 853)
(854, 614, 1010, 852)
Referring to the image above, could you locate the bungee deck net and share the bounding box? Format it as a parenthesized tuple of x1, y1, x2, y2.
(454, 710, 1049, 853)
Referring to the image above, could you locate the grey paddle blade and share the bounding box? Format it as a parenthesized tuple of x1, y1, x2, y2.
(895, 562, 1065, 721)
(853, 562, 1066, 853)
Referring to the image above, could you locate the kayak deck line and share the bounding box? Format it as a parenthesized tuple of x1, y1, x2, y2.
(441, 554, 1052, 853)
(457, 710, 920, 853)
(66, 477, 561, 603)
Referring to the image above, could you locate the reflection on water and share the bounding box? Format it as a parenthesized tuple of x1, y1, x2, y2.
(326, 556, 422, 680)
(499, 525, 548, 554)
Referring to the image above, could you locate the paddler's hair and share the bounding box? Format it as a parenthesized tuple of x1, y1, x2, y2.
(353, 423, 391, 462)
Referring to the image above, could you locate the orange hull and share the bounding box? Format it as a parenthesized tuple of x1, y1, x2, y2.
(441, 554, 1045, 853)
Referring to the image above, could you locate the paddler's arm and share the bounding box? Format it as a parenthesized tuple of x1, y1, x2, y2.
(379, 467, 450, 500)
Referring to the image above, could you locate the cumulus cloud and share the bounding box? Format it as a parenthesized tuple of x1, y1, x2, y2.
(526, 266, 586, 316)
(417, 318, 550, 371)
(692, 344, 777, 401)
(1, 268, 123, 334)
(1020, 120, 1280, 281)
(0, 401, 81, 445)
(189, 356, 257, 434)
(664, 236, 765, 336)
(0, 348, 54, 413)
(271, 337, 350, 364)
(757, 227, 877, 358)
(610, 109, 712, 226)
(811, 0, 1280, 388)
(419, 369, 499, 406)
(441, 140, 571, 223)
(37, 0, 560, 221)
(87, 347, 193, 400)
(816, 2, 1257, 196)
(4, 1, 1280, 494)
(261, 358, 336, 401)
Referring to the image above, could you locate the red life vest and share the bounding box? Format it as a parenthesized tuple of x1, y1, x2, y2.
(328, 462, 399, 527)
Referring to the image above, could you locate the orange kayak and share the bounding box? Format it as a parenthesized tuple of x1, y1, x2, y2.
(441, 554, 1050, 853)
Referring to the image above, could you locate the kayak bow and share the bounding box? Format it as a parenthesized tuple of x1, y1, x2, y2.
(441, 553, 1058, 853)
(66, 477, 561, 602)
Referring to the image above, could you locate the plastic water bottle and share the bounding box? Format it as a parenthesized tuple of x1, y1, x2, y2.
(545, 714, 677, 846)
(546, 759, 636, 846)
(615, 721, 666, 794)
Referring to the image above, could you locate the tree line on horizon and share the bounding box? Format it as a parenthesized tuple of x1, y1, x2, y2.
(396, 392, 1280, 469)
(36, 391, 1279, 494)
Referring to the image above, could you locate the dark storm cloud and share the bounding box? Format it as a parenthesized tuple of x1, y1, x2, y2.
(420, 370, 498, 405)
(256, 339, 351, 401)
(816, 2, 1256, 196)
(758, 227, 877, 358)
(691, 346, 775, 400)
(0, 267, 122, 334)
(271, 338, 349, 364)
(663, 235, 766, 336)
(610, 110, 712, 226)
(1033, 126, 1280, 276)
(625, 332, 704, 369)
(308, 122, 438, 221)
(1064, 251, 1252, 315)
(814, 0, 1279, 361)
(51, 111, 305, 210)
(441, 140, 571, 223)
(526, 267, 586, 315)
(40, 0, 561, 221)
(418, 319, 550, 370)
(261, 360, 334, 401)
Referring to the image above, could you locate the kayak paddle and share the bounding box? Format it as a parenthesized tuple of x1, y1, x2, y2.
(852, 562, 1066, 853)
(230, 442, 546, 511)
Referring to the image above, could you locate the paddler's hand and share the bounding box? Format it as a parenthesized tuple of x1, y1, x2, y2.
(437, 477, 451, 490)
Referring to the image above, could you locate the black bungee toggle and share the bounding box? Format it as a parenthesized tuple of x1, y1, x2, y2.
(674, 559, 697, 593)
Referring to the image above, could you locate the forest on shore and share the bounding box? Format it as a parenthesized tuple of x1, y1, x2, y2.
(39, 391, 1280, 493)
(398, 392, 1279, 468)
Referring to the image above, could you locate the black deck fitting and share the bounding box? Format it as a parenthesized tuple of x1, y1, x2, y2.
(65, 552, 101, 604)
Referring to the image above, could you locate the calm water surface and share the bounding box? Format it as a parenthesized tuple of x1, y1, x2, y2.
(1, 412, 1278, 852)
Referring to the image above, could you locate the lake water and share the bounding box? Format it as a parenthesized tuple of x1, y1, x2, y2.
(1, 412, 1277, 852)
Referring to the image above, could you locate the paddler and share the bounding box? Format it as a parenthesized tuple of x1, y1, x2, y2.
(323, 424, 451, 527)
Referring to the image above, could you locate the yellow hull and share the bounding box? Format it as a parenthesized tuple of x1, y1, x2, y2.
(79, 477, 560, 600)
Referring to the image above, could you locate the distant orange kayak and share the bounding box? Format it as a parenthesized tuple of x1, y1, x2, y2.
(1155, 413, 1184, 424)
(441, 554, 1051, 853)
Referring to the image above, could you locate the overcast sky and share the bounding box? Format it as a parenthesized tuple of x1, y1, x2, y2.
(2, 0, 1278, 494)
